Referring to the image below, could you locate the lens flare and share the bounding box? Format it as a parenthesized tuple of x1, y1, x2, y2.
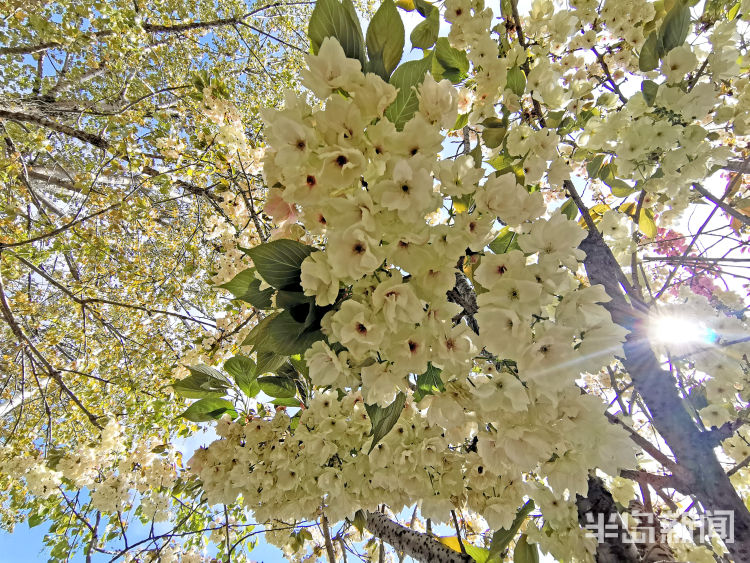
(650, 316, 716, 345)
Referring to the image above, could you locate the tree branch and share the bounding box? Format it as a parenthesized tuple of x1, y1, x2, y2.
(365, 511, 471, 563)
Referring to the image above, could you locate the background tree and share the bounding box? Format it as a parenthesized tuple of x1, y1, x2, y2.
(4, 0, 750, 562)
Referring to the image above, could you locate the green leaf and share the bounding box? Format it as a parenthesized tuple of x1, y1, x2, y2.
(241, 277, 275, 309)
(309, 0, 366, 66)
(506, 67, 526, 96)
(172, 365, 229, 399)
(275, 290, 312, 309)
(513, 534, 539, 563)
(256, 351, 288, 375)
(241, 312, 280, 351)
(365, 392, 406, 453)
(488, 152, 514, 172)
(180, 398, 237, 422)
(188, 364, 226, 381)
(487, 501, 535, 562)
(659, 2, 691, 53)
(267, 310, 324, 355)
(639, 208, 658, 238)
(433, 37, 469, 83)
(413, 364, 445, 402)
(290, 353, 310, 376)
(610, 180, 636, 197)
(413, 0, 435, 17)
(465, 545, 490, 563)
(728, 2, 741, 20)
(217, 268, 256, 298)
(481, 118, 507, 149)
(271, 397, 302, 407)
(257, 375, 297, 398)
(352, 510, 368, 534)
(224, 355, 256, 380)
(560, 198, 578, 220)
(245, 239, 313, 290)
(639, 32, 662, 71)
(489, 226, 521, 254)
(238, 377, 261, 398)
(172, 376, 227, 400)
(641, 79, 659, 106)
(469, 141, 483, 167)
(386, 51, 434, 130)
(366, 0, 405, 79)
(452, 113, 469, 131)
(28, 513, 44, 528)
(586, 154, 606, 178)
(410, 8, 439, 49)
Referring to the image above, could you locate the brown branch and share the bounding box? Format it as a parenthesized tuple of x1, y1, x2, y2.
(692, 182, 750, 228)
(0, 108, 109, 150)
(450, 510, 466, 555)
(591, 47, 628, 104)
(320, 512, 336, 563)
(0, 263, 102, 428)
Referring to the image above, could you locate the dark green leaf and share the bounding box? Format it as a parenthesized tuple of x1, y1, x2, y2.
(258, 375, 297, 398)
(386, 51, 434, 129)
(639, 32, 662, 71)
(290, 355, 309, 377)
(410, 8, 439, 49)
(659, 2, 691, 53)
(366, 0, 405, 79)
(256, 351, 288, 375)
(560, 198, 578, 220)
(240, 277, 275, 309)
(28, 513, 44, 528)
(179, 398, 237, 422)
(513, 534, 539, 563)
(641, 79, 659, 106)
(267, 310, 324, 355)
(413, 364, 445, 401)
(506, 67, 526, 96)
(241, 312, 280, 351)
(488, 226, 521, 254)
(487, 501, 535, 562)
(309, 0, 366, 66)
(244, 239, 313, 290)
(413, 0, 435, 17)
(276, 290, 313, 309)
(365, 392, 406, 453)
